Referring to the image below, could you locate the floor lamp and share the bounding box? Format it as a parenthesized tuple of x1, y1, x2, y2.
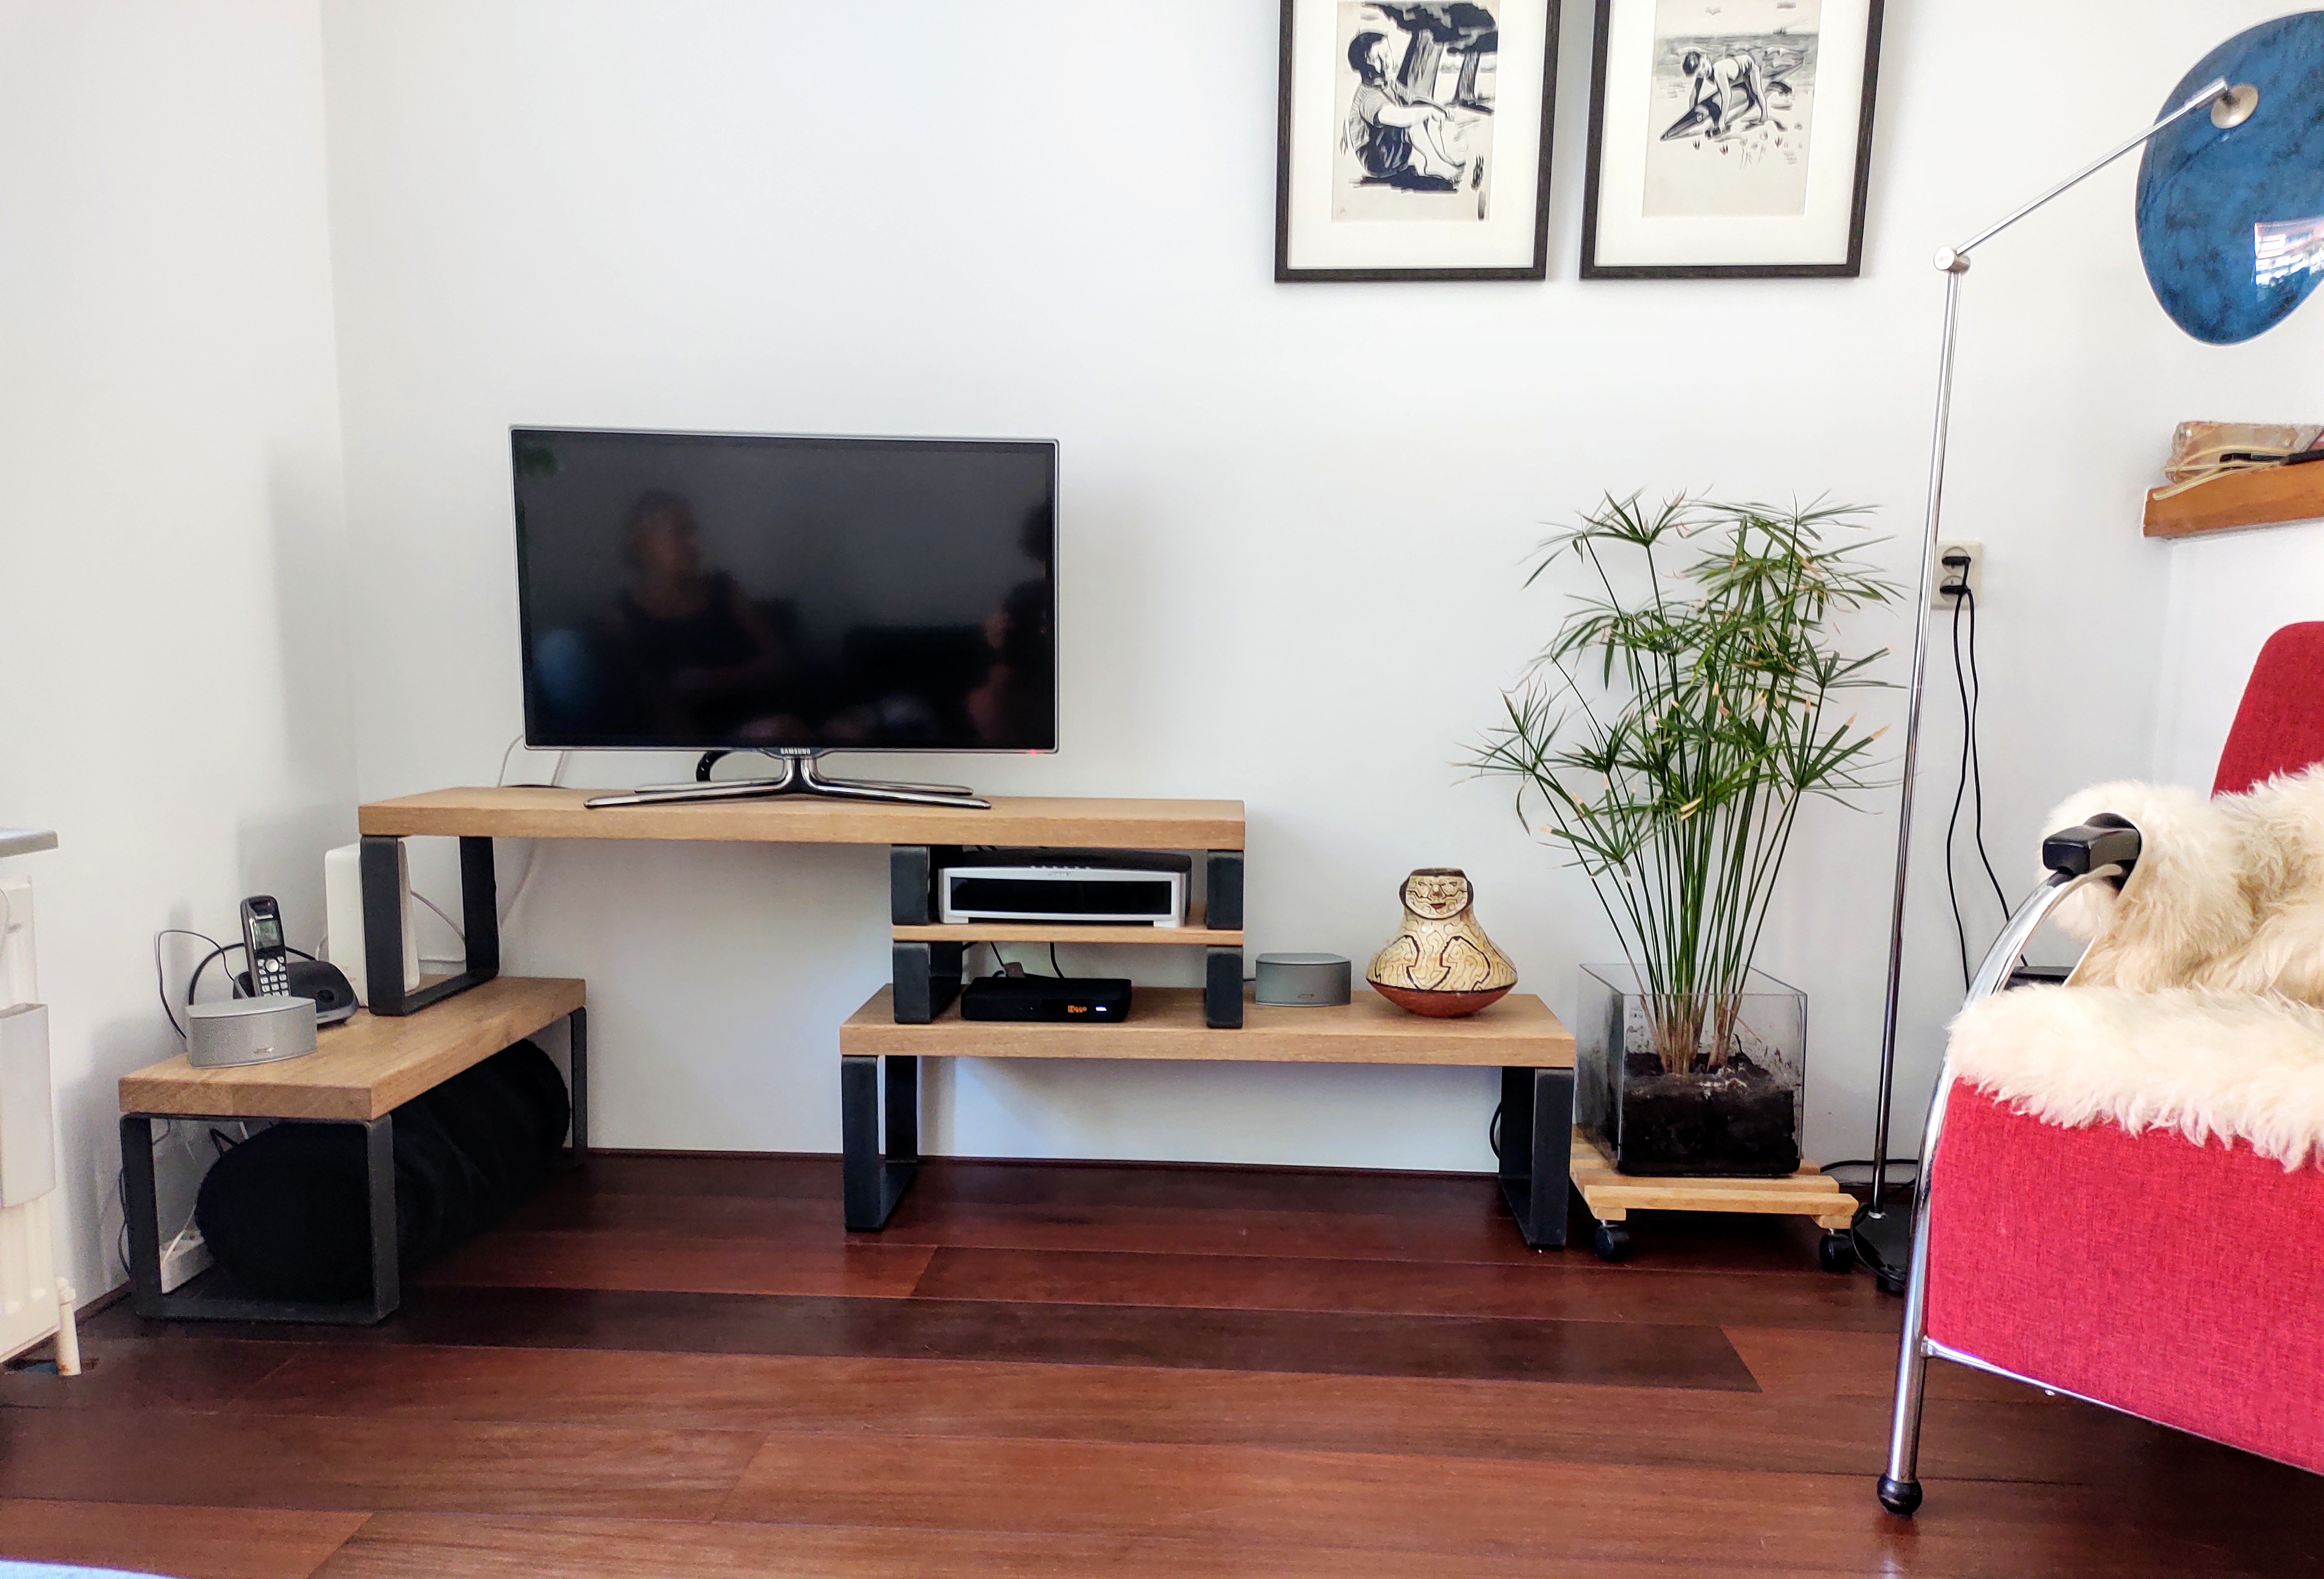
(1853, 12, 2324, 1293)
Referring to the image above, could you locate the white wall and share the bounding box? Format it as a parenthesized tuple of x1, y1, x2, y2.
(0, 1, 355, 1298)
(2154, 521, 2324, 788)
(300, 0, 2321, 1180)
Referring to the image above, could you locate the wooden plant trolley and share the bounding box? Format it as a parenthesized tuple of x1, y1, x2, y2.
(1570, 1126, 1859, 1271)
(839, 986, 1578, 1247)
(117, 976, 587, 1324)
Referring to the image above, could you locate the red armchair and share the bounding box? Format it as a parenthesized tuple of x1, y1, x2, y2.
(1880, 621, 2324, 1515)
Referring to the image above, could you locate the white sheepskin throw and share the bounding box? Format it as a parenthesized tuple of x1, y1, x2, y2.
(2045, 764, 2324, 1002)
(1950, 987, 2324, 1170)
(1948, 765, 2324, 1167)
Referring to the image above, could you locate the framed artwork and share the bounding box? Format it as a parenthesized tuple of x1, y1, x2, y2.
(1276, 0, 1560, 282)
(1581, 0, 1883, 278)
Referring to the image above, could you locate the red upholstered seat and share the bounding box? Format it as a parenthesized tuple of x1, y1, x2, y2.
(1928, 1086, 2324, 1472)
(1926, 621, 2324, 1475)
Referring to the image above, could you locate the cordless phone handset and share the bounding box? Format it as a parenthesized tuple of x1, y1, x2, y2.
(239, 895, 294, 998)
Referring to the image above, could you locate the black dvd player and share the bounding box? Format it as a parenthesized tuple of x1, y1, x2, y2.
(960, 975, 1133, 1023)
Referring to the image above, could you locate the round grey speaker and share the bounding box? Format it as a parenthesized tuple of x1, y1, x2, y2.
(1255, 952, 1352, 1007)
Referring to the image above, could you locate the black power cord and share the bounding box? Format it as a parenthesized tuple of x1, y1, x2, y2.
(982, 941, 1068, 979)
(152, 930, 222, 1037)
(1961, 586, 2009, 919)
(1822, 1157, 1920, 1204)
(1941, 566, 2011, 990)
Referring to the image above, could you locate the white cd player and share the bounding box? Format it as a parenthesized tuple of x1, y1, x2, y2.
(938, 850, 1192, 927)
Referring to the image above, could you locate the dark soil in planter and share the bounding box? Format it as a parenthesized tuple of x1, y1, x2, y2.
(1613, 1049, 1799, 1177)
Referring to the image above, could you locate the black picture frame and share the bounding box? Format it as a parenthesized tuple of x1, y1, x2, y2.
(1275, 0, 1562, 282)
(1579, 0, 1883, 280)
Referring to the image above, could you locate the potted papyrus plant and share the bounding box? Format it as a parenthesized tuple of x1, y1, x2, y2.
(1473, 495, 1896, 1175)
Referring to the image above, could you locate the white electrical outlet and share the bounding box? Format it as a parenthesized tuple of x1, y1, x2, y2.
(1932, 540, 1983, 608)
(160, 1229, 212, 1294)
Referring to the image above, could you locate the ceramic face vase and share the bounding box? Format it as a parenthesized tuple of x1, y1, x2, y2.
(1366, 868, 1518, 1016)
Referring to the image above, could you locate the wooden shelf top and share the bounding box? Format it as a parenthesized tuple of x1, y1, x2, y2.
(120, 976, 584, 1123)
(359, 786, 1246, 851)
(841, 986, 1573, 1068)
(2144, 463, 2324, 539)
(893, 912, 1244, 947)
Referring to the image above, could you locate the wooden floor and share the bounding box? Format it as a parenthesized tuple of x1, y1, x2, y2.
(3, 1153, 2318, 1577)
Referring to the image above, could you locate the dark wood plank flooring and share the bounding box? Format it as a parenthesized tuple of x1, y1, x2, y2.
(3, 1151, 2315, 1577)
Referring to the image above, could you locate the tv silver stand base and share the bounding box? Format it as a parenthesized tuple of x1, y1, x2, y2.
(584, 750, 989, 811)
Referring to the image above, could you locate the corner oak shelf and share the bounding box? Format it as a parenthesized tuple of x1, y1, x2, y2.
(838, 985, 1579, 1248)
(116, 975, 588, 1324)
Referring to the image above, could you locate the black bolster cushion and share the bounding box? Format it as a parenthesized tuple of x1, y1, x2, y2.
(193, 1039, 570, 1304)
(2040, 813, 2143, 880)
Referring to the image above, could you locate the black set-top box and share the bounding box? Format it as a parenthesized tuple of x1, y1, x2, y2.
(960, 975, 1134, 1023)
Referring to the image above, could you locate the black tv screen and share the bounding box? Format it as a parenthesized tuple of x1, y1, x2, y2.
(512, 429, 1057, 752)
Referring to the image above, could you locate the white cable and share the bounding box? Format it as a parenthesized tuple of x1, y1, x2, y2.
(496, 746, 568, 927)
(412, 891, 465, 945)
(498, 733, 570, 790)
(501, 846, 548, 931)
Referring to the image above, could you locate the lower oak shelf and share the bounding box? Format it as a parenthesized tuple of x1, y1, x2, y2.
(838, 984, 1580, 1247)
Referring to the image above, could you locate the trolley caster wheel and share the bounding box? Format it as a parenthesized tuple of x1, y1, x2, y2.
(1592, 1223, 1632, 1263)
(1876, 1475, 1923, 1517)
(1818, 1229, 1856, 1273)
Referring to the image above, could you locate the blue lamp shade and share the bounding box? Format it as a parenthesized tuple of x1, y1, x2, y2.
(2136, 11, 2324, 346)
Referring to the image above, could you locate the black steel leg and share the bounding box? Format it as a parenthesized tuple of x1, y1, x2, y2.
(120, 1115, 164, 1319)
(1498, 1066, 1574, 1248)
(892, 941, 963, 1023)
(121, 1110, 402, 1324)
(564, 1005, 590, 1168)
(457, 835, 500, 977)
(885, 1055, 919, 1164)
(890, 845, 961, 926)
(1205, 946, 1244, 1028)
(843, 1054, 920, 1231)
(1204, 851, 1244, 929)
(363, 1115, 398, 1321)
(361, 833, 500, 1016)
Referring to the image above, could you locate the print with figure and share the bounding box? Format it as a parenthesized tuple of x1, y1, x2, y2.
(1333, 3, 1499, 223)
(1643, 0, 1819, 218)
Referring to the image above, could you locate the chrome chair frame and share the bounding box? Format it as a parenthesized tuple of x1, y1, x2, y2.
(1877, 861, 2129, 1515)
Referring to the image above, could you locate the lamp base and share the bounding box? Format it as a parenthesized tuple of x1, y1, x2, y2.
(1853, 1201, 1913, 1296)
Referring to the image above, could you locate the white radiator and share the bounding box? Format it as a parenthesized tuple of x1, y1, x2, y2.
(0, 877, 79, 1372)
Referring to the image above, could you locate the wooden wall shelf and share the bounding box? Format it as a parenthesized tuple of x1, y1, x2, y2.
(2143, 463, 2324, 539)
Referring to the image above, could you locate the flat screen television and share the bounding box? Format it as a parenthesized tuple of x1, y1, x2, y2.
(512, 428, 1057, 755)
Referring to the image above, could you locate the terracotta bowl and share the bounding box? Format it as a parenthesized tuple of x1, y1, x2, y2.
(1369, 982, 1513, 1018)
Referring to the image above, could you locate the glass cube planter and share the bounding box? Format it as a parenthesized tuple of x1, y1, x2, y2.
(1575, 964, 1806, 1178)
